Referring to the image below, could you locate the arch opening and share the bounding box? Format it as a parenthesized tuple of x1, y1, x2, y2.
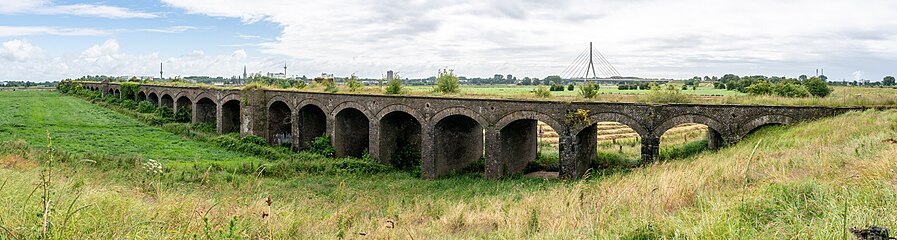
(194, 97, 217, 124)
(160, 94, 174, 109)
(434, 115, 484, 177)
(296, 105, 327, 151)
(334, 108, 369, 158)
(590, 122, 645, 168)
(221, 100, 241, 134)
(657, 123, 713, 161)
(378, 111, 422, 170)
(174, 96, 193, 123)
(267, 101, 292, 147)
(499, 119, 541, 176)
(147, 93, 159, 106)
(113, 89, 120, 97)
(137, 92, 146, 101)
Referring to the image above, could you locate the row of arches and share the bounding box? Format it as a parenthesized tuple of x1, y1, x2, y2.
(83, 86, 243, 134)
(80, 84, 795, 179)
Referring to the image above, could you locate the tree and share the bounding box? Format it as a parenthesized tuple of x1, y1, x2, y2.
(346, 75, 362, 92)
(434, 69, 459, 94)
(745, 80, 774, 95)
(383, 73, 404, 94)
(543, 76, 562, 86)
(774, 82, 811, 97)
(798, 75, 808, 82)
(579, 81, 599, 99)
(567, 83, 575, 91)
(803, 77, 832, 97)
(883, 76, 896, 86)
(521, 77, 532, 86)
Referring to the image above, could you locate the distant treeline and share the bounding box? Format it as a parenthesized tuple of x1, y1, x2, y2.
(0, 81, 58, 87)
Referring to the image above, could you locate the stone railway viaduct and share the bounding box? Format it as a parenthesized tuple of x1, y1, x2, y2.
(80, 82, 859, 179)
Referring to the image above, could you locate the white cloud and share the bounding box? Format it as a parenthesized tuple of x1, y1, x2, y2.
(1, 39, 46, 61)
(231, 49, 247, 60)
(81, 39, 120, 60)
(0, 40, 273, 81)
(139, 26, 197, 34)
(0, 26, 110, 37)
(159, 0, 897, 79)
(0, 0, 157, 18)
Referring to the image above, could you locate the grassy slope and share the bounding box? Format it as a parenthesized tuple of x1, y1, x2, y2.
(0, 91, 258, 163)
(1, 91, 896, 238)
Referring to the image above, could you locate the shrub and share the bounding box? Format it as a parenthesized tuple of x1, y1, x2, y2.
(549, 82, 565, 91)
(803, 77, 832, 97)
(646, 84, 689, 103)
(773, 82, 810, 98)
(390, 140, 421, 171)
(323, 80, 338, 93)
(307, 134, 335, 157)
(567, 83, 575, 91)
(174, 107, 192, 123)
(136, 101, 157, 113)
(434, 69, 460, 94)
(579, 81, 599, 99)
(385, 79, 404, 95)
(120, 100, 138, 110)
(157, 106, 175, 121)
(745, 80, 775, 96)
(533, 86, 551, 98)
(346, 76, 362, 92)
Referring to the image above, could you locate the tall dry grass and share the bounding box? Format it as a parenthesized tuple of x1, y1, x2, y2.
(0, 110, 896, 238)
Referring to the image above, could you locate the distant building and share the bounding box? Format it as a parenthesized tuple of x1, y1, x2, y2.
(387, 70, 394, 81)
(266, 72, 286, 79)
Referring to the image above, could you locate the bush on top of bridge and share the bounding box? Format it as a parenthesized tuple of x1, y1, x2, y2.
(434, 69, 460, 94)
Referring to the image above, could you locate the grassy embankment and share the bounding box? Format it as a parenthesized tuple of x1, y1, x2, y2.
(2, 90, 897, 238)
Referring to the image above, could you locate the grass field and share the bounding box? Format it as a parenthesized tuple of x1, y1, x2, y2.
(0, 91, 259, 163)
(2, 90, 897, 238)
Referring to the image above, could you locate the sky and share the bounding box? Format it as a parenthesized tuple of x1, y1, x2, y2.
(1, 0, 896, 82)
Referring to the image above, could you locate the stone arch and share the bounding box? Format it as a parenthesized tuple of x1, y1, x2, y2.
(221, 99, 241, 134)
(375, 104, 426, 125)
(266, 95, 294, 111)
(492, 111, 565, 177)
(582, 112, 649, 138)
(652, 114, 730, 138)
(194, 97, 217, 124)
(653, 114, 730, 152)
(330, 101, 371, 119)
(174, 95, 193, 122)
(430, 107, 488, 129)
(377, 108, 423, 167)
(334, 106, 370, 158)
(113, 89, 120, 97)
(147, 92, 159, 106)
(160, 94, 174, 109)
(268, 100, 292, 146)
(137, 91, 146, 101)
(194, 92, 216, 106)
(433, 114, 484, 177)
(495, 111, 564, 135)
(295, 103, 327, 151)
(298, 98, 328, 114)
(740, 114, 795, 138)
